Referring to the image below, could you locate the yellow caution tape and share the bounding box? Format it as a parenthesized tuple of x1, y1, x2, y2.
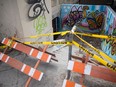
(23, 41, 72, 45)
(7, 39, 13, 46)
(0, 45, 7, 49)
(5, 37, 16, 49)
(72, 40, 116, 72)
(13, 31, 116, 40)
(75, 32, 116, 40)
(13, 31, 70, 40)
(0, 39, 13, 49)
(73, 32, 116, 64)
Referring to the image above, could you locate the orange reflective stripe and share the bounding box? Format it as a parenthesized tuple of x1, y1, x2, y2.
(23, 65, 31, 74)
(33, 70, 43, 81)
(41, 53, 49, 62)
(66, 80, 75, 87)
(2, 38, 9, 45)
(1, 54, 8, 62)
(0, 53, 10, 63)
(31, 49, 39, 57)
(68, 61, 92, 75)
(73, 61, 85, 74)
(62, 80, 85, 87)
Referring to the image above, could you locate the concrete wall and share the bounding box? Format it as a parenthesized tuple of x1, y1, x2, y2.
(52, 0, 60, 19)
(0, 0, 53, 48)
(0, 0, 23, 41)
(17, 0, 53, 44)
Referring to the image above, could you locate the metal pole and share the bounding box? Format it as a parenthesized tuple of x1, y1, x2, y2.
(66, 33, 73, 80)
(66, 25, 77, 80)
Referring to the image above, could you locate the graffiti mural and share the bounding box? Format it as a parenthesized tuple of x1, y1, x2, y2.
(105, 8, 114, 35)
(87, 11, 104, 31)
(101, 9, 116, 60)
(61, 4, 105, 33)
(111, 39, 116, 55)
(62, 6, 83, 27)
(108, 18, 116, 56)
(34, 16, 47, 34)
(61, 4, 116, 60)
(27, 0, 49, 19)
(102, 37, 116, 60)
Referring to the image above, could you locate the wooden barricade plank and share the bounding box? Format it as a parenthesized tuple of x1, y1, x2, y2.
(67, 60, 116, 83)
(1, 38, 51, 63)
(62, 79, 85, 87)
(0, 52, 43, 81)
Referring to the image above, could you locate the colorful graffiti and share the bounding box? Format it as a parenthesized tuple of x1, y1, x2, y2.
(105, 9, 114, 35)
(61, 5, 105, 33)
(61, 4, 116, 60)
(107, 19, 116, 56)
(102, 37, 116, 58)
(111, 39, 116, 55)
(62, 6, 83, 27)
(102, 10, 116, 60)
(27, 0, 49, 19)
(34, 16, 47, 34)
(112, 27, 116, 35)
(87, 12, 104, 31)
(111, 19, 116, 55)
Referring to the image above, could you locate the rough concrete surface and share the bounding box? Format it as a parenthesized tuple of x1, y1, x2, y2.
(0, 45, 116, 87)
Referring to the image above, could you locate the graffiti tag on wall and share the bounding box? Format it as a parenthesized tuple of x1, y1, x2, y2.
(34, 16, 47, 34)
(27, 0, 49, 19)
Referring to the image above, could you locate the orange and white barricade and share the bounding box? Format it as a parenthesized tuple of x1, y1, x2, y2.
(0, 38, 54, 83)
(2, 38, 51, 63)
(62, 80, 85, 87)
(67, 60, 116, 83)
(0, 52, 43, 81)
(62, 60, 116, 87)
